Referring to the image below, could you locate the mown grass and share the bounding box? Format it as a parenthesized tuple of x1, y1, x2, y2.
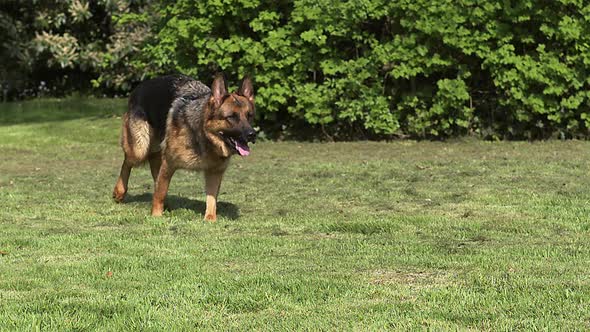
(1, 98, 590, 330)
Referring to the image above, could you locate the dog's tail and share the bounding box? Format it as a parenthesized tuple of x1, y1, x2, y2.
(120, 109, 154, 165)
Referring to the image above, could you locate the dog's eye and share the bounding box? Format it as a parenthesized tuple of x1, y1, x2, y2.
(226, 114, 238, 121)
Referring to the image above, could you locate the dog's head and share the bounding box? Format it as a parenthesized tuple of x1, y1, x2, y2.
(205, 75, 256, 157)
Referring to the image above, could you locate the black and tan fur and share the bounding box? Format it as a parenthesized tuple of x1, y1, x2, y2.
(113, 74, 255, 221)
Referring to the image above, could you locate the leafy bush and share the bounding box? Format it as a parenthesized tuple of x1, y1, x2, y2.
(5, 0, 590, 140)
(0, 0, 153, 98)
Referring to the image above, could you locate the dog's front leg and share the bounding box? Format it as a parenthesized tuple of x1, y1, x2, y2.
(151, 159, 175, 216)
(204, 170, 224, 222)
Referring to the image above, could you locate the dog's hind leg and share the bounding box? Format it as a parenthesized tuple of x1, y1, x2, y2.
(113, 112, 152, 202)
(148, 152, 162, 183)
(151, 159, 175, 216)
(113, 158, 132, 203)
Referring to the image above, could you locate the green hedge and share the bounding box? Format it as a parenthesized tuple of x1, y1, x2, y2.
(6, 1, 590, 139)
(130, 0, 590, 139)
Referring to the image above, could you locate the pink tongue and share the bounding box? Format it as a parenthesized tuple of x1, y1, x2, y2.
(235, 141, 250, 156)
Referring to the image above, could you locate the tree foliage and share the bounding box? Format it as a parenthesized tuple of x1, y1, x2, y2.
(4, 0, 590, 139)
(0, 0, 153, 97)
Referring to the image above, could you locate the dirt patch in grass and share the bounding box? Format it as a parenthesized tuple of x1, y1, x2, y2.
(369, 270, 455, 289)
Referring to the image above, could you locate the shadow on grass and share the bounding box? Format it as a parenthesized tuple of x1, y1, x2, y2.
(0, 97, 126, 126)
(125, 193, 240, 220)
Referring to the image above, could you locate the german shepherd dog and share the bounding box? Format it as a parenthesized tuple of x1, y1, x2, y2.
(112, 74, 256, 221)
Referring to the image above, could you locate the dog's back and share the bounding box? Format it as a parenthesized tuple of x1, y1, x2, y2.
(128, 75, 190, 141)
(121, 74, 210, 164)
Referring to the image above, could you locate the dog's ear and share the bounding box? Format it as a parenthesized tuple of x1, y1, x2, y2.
(211, 74, 227, 109)
(238, 76, 254, 103)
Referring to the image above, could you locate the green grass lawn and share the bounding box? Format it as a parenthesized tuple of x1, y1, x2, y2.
(1, 98, 590, 330)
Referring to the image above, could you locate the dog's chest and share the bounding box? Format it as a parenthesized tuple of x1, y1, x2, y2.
(164, 126, 201, 168)
(164, 126, 227, 171)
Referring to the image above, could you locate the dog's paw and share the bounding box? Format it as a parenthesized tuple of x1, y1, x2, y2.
(151, 208, 164, 217)
(204, 213, 217, 222)
(112, 190, 125, 203)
